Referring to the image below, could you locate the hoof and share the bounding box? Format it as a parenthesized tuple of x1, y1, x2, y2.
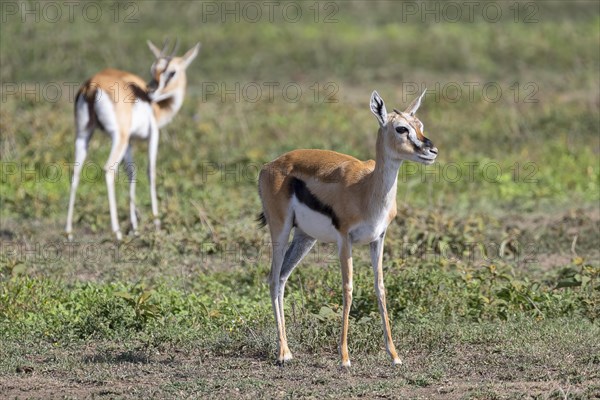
(276, 351, 293, 367)
(153, 219, 161, 230)
(115, 231, 123, 241)
(66, 232, 73, 242)
(276, 352, 293, 367)
(340, 360, 351, 369)
(392, 358, 402, 366)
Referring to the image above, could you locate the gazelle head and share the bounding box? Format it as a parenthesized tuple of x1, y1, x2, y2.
(146, 39, 200, 102)
(370, 90, 438, 165)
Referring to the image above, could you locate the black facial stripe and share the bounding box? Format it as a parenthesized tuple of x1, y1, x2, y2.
(408, 135, 421, 150)
(160, 58, 173, 84)
(397, 115, 427, 149)
(406, 123, 424, 147)
(291, 177, 340, 229)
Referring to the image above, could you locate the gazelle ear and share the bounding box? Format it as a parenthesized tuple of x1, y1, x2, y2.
(181, 43, 201, 69)
(147, 40, 162, 59)
(404, 88, 427, 116)
(370, 90, 388, 127)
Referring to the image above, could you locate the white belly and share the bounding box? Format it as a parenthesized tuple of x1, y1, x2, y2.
(349, 220, 388, 244)
(129, 101, 155, 139)
(292, 197, 391, 244)
(292, 197, 339, 243)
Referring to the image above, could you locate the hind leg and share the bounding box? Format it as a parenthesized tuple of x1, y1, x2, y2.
(65, 104, 94, 241)
(267, 214, 294, 365)
(277, 228, 316, 360)
(104, 135, 129, 241)
(123, 145, 139, 235)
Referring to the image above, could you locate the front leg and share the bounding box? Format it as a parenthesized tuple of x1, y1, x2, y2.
(338, 236, 353, 367)
(370, 232, 401, 365)
(147, 126, 160, 230)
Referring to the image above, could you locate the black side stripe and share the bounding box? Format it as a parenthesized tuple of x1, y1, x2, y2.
(291, 177, 340, 230)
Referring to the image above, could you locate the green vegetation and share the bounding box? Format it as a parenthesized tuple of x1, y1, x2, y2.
(1, 1, 599, 398)
(1, 259, 599, 344)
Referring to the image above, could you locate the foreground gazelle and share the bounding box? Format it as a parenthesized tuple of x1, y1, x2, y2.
(258, 90, 438, 367)
(65, 40, 200, 241)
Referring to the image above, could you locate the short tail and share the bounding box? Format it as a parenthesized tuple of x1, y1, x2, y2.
(256, 212, 267, 228)
(75, 80, 99, 130)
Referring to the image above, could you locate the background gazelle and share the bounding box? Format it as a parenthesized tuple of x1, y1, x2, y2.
(258, 90, 438, 367)
(65, 40, 200, 241)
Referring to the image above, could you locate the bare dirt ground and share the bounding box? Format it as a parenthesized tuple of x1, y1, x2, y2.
(2, 341, 599, 399)
(1, 209, 598, 399)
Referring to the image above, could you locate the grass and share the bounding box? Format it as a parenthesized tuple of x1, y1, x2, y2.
(1, 0, 599, 398)
(1, 319, 598, 398)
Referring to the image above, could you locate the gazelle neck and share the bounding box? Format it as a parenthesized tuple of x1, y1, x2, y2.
(367, 130, 402, 212)
(152, 78, 186, 128)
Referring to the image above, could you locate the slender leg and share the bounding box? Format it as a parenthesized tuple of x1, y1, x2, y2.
(147, 125, 160, 230)
(268, 218, 293, 365)
(65, 134, 92, 241)
(123, 145, 138, 235)
(370, 232, 401, 365)
(338, 236, 353, 367)
(104, 136, 129, 241)
(277, 229, 316, 361)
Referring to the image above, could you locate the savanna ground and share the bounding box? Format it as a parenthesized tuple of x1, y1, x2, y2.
(1, 1, 599, 398)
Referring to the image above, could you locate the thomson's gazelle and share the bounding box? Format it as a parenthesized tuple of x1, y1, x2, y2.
(65, 40, 200, 241)
(258, 90, 438, 367)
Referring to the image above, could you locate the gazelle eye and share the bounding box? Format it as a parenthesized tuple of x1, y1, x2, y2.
(395, 126, 409, 134)
(164, 71, 176, 83)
